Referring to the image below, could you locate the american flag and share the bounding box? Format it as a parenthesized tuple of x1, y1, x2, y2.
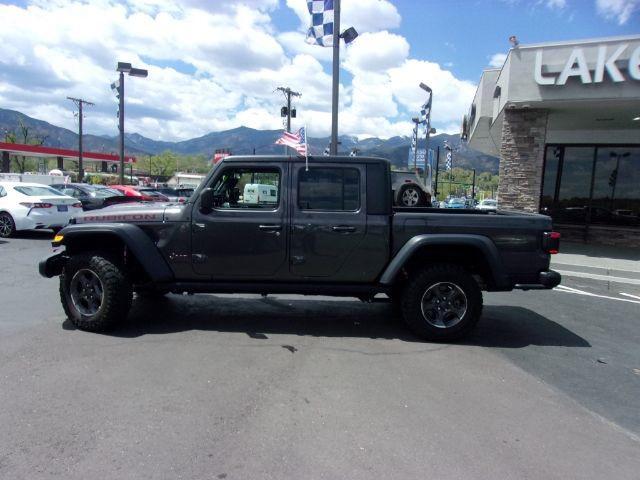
(275, 127, 307, 155)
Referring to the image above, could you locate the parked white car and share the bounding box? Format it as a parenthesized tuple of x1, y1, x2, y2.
(0, 182, 83, 237)
(476, 199, 498, 212)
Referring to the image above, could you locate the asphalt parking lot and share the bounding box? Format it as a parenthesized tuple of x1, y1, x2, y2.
(1, 232, 639, 479)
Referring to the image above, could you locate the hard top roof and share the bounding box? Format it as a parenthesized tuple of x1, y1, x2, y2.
(221, 155, 391, 166)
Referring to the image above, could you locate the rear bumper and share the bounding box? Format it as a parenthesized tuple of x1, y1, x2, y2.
(39, 252, 67, 278)
(514, 270, 561, 290)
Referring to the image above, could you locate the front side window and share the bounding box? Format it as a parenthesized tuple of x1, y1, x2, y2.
(298, 167, 360, 211)
(0, 186, 6, 197)
(211, 168, 280, 209)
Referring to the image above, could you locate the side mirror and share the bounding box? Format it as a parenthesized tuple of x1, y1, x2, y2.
(200, 188, 214, 213)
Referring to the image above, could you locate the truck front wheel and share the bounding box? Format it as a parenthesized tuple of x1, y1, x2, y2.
(401, 264, 482, 341)
(60, 252, 132, 332)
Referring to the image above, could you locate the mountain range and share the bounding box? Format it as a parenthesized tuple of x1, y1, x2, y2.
(0, 108, 499, 173)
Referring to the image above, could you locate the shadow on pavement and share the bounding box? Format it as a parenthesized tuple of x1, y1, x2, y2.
(465, 305, 591, 348)
(62, 295, 591, 349)
(9, 231, 54, 241)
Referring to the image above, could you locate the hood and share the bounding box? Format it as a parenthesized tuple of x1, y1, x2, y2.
(73, 201, 187, 224)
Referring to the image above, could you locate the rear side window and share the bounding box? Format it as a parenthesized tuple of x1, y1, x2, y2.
(0, 186, 6, 197)
(298, 168, 360, 211)
(14, 186, 63, 196)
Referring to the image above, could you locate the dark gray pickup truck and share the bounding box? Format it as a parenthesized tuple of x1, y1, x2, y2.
(39, 155, 561, 341)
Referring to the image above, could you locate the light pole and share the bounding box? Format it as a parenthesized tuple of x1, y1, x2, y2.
(329, 0, 358, 155)
(444, 141, 453, 198)
(115, 62, 148, 184)
(419, 83, 434, 186)
(411, 116, 420, 172)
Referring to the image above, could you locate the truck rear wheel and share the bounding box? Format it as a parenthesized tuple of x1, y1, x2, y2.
(60, 252, 132, 332)
(400, 264, 482, 341)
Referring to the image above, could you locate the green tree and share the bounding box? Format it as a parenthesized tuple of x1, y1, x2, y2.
(5, 120, 48, 173)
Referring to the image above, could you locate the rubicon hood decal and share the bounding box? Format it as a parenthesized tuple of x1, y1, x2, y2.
(74, 203, 169, 223)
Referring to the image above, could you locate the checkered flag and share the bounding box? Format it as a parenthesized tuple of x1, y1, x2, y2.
(306, 0, 334, 47)
(445, 150, 452, 171)
(419, 102, 429, 124)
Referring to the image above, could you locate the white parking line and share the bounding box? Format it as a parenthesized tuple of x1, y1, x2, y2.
(554, 269, 640, 286)
(554, 285, 640, 305)
(620, 292, 640, 301)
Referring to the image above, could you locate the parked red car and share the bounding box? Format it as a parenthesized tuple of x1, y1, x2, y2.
(109, 185, 169, 202)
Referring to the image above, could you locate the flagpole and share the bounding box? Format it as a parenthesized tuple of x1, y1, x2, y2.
(330, 0, 340, 155)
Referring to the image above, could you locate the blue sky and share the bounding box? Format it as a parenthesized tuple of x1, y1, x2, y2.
(0, 0, 638, 141)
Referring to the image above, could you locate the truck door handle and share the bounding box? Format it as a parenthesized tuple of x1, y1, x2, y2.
(331, 226, 356, 233)
(259, 224, 283, 232)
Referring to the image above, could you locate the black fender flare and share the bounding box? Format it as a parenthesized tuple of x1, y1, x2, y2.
(55, 223, 174, 282)
(379, 234, 510, 289)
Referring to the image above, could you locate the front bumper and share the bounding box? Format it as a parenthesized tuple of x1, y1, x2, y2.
(514, 270, 562, 290)
(39, 251, 67, 278)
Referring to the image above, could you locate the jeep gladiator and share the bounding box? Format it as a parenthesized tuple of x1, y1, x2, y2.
(39, 155, 561, 341)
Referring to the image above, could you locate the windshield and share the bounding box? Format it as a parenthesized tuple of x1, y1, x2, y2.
(482, 200, 497, 206)
(450, 198, 464, 205)
(14, 185, 64, 196)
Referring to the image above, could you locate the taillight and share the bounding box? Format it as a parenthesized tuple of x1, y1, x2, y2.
(72, 202, 83, 208)
(542, 231, 560, 254)
(20, 202, 53, 208)
(178, 197, 185, 203)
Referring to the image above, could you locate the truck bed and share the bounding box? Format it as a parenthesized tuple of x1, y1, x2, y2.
(391, 208, 554, 288)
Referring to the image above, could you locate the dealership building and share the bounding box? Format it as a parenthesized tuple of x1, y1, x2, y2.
(465, 35, 640, 246)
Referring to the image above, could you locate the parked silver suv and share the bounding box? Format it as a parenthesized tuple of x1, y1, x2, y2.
(391, 170, 431, 207)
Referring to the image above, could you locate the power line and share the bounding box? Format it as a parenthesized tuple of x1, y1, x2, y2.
(66, 96, 94, 181)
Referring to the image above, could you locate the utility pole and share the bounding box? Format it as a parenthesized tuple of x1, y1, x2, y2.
(277, 86, 301, 155)
(276, 87, 301, 133)
(67, 96, 94, 182)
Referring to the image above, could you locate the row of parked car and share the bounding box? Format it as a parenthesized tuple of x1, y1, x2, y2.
(433, 197, 497, 211)
(0, 181, 194, 238)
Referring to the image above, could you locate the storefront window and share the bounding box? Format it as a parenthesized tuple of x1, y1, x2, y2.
(554, 147, 594, 225)
(540, 145, 640, 230)
(591, 148, 640, 228)
(540, 146, 561, 214)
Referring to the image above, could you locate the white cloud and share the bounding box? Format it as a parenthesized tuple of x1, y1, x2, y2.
(343, 31, 410, 73)
(544, 0, 566, 8)
(0, 0, 476, 143)
(286, 0, 401, 33)
(596, 0, 640, 24)
(388, 59, 476, 125)
(488, 53, 507, 68)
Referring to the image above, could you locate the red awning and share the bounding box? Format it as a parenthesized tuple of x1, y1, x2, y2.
(0, 142, 136, 163)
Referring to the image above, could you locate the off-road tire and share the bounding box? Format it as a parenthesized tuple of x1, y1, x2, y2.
(0, 212, 16, 238)
(401, 264, 483, 341)
(60, 252, 132, 332)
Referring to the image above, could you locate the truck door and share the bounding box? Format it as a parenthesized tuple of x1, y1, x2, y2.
(289, 164, 367, 280)
(191, 162, 288, 279)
